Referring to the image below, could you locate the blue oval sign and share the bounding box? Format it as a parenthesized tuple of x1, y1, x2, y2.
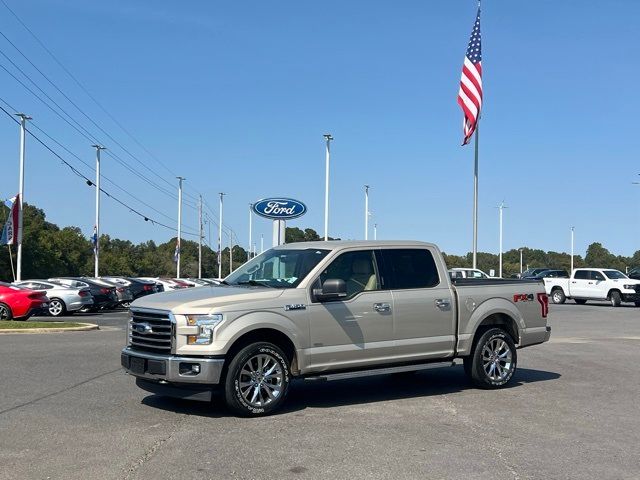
(252, 198, 307, 220)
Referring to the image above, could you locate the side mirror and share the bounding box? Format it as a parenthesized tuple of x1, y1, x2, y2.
(314, 279, 347, 302)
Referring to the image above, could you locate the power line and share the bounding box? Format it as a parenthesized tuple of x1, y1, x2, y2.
(0, 102, 199, 237)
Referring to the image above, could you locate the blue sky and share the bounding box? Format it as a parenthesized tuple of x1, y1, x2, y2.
(0, 0, 638, 258)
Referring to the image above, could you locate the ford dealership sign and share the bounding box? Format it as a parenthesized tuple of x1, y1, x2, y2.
(252, 198, 307, 220)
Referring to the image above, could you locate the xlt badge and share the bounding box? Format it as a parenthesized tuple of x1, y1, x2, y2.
(284, 304, 306, 311)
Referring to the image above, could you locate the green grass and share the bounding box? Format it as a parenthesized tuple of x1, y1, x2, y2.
(0, 321, 86, 329)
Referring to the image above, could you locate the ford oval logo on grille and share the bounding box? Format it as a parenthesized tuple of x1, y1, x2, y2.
(252, 198, 307, 220)
(132, 322, 153, 334)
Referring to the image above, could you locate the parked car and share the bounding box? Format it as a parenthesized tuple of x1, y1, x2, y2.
(520, 268, 551, 279)
(138, 277, 188, 291)
(530, 269, 569, 280)
(544, 268, 640, 306)
(628, 267, 640, 280)
(449, 268, 492, 279)
(13, 280, 93, 317)
(122, 240, 551, 416)
(0, 282, 49, 320)
(49, 278, 118, 310)
(89, 278, 134, 308)
(103, 277, 159, 301)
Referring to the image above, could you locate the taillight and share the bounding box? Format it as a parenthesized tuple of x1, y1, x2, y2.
(143, 285, 153, 291)
(537, 293, 549, 318)
(79, 290, 89, 297)
(100, 288, 110, 294)
(117, 287, 125, 293)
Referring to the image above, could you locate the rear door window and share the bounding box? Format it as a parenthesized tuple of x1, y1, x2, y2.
(379, 249, 440, 290)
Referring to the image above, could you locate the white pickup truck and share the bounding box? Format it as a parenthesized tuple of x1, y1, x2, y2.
(544, 268, 640, 307)
(122, 241, 551, 416)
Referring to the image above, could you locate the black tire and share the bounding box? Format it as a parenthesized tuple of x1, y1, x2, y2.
(48, 298, 67, 317)
(0, 302, 12, 321)
(574, 299, 587, 305)
(223, 342, 291, 417)
(635, 302, 640, 307)
(610, 291, 622, 307)
(464, 328, 517, 389)
(551, 289, 566, 304)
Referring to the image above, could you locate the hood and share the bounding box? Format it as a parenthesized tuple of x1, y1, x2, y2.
(130, 285, 285, 313)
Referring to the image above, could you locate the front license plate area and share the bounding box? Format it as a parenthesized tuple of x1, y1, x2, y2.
(130, 356, 146, 374)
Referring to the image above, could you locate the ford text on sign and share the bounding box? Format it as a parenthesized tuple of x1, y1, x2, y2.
(252, 198, 307, 220)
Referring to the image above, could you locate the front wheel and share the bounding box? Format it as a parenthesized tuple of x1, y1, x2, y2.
(551, 289, 566, 304)
(464, 328, 517, 388)
(610, 291, 622, 307)
(48, 298, 66, 317)
(223, 342, 291, 417)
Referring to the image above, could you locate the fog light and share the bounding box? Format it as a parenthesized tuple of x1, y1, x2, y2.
(179, 362, 201, 375)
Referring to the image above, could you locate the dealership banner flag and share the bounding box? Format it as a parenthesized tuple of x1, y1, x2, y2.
(0, 194, 19, 245)
(91, 225, 98, 254)
(174, 241, 180, 263)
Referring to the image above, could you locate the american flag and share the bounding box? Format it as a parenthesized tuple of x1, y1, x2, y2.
(457, 7, 482, 145)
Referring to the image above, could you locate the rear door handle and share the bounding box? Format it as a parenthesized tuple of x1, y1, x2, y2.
(373, 303, 391, 313)
(435, 298, 451, 310)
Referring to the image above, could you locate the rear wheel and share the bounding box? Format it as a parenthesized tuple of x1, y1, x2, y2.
(610, 291, 622, 307)
(551, 289, 566, 304)
(0, 303, 12, 321)
(574, 299, 587, 305)
(223, 342, 291, 417)
(48, 298, 66, 317)
(464, 328, 517, 388)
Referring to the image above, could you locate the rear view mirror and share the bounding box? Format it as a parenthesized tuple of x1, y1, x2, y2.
(314, 279, 347, 302)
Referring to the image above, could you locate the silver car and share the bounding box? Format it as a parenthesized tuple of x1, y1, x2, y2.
(13, 280, 93, 317)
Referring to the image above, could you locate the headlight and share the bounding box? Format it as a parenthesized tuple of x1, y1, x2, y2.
(186, 314, 223, 345)
(623, 284, 636, 290)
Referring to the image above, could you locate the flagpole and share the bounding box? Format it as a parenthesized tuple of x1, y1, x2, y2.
(472, 122, 479, 269)
(15, 113, 31, 282)
(8, 245, 15, 281)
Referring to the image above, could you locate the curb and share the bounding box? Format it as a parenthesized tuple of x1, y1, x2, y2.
(0, 323, 100, 334)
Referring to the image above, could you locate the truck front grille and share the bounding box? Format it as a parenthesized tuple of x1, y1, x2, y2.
(129, 309, 173, 354)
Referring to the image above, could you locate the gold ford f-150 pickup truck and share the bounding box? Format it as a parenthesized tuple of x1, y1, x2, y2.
(122, 241, 551, 416)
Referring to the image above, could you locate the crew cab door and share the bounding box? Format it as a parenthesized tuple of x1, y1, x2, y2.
(571, 270, 605, 298)
(306, 249, 394, 370)
(378, 248, 457, 360)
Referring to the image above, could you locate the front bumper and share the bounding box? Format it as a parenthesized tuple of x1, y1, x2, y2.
(121, 347, 225, 385)
(622, 292, 640, 302)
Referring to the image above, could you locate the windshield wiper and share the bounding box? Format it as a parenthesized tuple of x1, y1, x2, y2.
(234, 280, 274, 288)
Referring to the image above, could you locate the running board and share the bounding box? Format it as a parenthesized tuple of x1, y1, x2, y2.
(303, 360, 457, 382)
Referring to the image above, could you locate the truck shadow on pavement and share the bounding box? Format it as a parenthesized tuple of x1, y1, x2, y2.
(141, 365, 560, 418)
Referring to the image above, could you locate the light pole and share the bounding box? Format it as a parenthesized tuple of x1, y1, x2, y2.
(248, 203, 253, 261)
(519, 248, 523, 274)
(176, 177, 185, 277)
(15, 113, 31, 281)
(364, 185, 370, 240)
(570, 226, 575, 274)
(198, 195, 203, 278)
(218, 192, 225, 279)
(92, 145, 106, 277)
(260, 233, 264, 254)
(497, 201, 507, 278)
(323, 134, 333, 241)
(229, 229, 234, 275)
(374, 223, 377, 240)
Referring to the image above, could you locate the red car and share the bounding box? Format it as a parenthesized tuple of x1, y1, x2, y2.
(0, 282, 50, 321)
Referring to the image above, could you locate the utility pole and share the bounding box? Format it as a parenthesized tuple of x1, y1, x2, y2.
(176, 177, 185, 278)
(323, 134, 333, 241)
(218, 192, 225, 279)
(498, 201, 507, 278)
(248, 203, 253, 261)
(570, 227, 575, 274)
(519, 248, 523, 274)
(364, 185, 370, 240)
(92, 144, 106, 277)
(198, 195, 203, 278)
(15, 113, 31, 282)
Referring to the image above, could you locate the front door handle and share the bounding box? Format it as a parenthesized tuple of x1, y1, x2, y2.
(435, 298, 451, 310)
(373, 303, 391, 313)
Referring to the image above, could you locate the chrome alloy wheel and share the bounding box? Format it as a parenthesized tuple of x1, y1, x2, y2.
(49, 300, 63, 316)
(0, 304, 10, 320)
(481, 338, 513, 382)
(552, 292, 563, 303)
(238, 353, 284, 408)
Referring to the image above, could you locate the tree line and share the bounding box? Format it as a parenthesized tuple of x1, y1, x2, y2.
(1, 203, 638, 281)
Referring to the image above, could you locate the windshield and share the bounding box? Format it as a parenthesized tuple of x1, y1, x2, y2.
(603, 270, 627, 279)
(224, 248, 330, 288)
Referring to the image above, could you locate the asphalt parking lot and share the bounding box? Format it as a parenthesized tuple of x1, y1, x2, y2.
(1, 303, 639, 480)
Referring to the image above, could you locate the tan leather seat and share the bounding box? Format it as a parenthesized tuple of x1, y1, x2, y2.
(347, 258, 377, 295)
